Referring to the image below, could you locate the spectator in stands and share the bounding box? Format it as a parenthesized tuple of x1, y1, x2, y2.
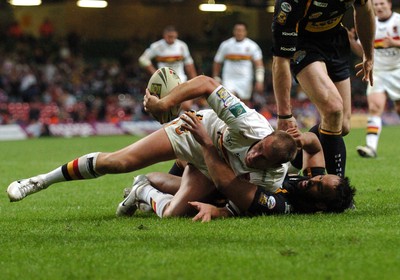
(39, 18, 54, 39)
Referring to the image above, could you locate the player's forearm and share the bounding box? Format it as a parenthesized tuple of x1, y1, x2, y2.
(201, 143, 237, 189)
(354, 2, 375, 61)
(212, 62, 222, 80)
(160, 75, 218, 110)
(300, 132, 322, 156)
(272, 56, 292, 115)
(348, 34, 364, 58)
(185, 64, 197, 79)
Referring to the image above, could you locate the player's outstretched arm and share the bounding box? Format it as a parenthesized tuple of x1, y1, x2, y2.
(144, 75, 219, 118)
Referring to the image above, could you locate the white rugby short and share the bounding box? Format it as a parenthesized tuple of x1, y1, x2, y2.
(367, 68, 400, 101)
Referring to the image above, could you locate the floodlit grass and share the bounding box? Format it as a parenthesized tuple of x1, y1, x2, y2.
(1, 127, 399, 279)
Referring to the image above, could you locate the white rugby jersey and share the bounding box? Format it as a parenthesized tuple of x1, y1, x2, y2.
(142, 39, 194, 82)
(165, 85, 288, 192)
(373, 12, 400, 70)
(214, 37, 262, 80)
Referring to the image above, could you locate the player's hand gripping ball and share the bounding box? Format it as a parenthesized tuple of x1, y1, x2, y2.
(147, 67, 182, 124)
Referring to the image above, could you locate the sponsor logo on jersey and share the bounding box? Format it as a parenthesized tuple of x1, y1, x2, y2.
(305, 15, 343, 32)
(309, 12, 323, 19)
(281, 2, 292, 12)
(313, 1, 328, 8)
(280, 46, 296, 52)
(282, 31, 298, 36)
(229, 103, 246, 117)
(277, 11, 287, 25)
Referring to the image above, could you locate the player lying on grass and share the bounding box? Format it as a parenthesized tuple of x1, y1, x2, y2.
(117, 111, 356, 221)
(6, 75, 297, 218)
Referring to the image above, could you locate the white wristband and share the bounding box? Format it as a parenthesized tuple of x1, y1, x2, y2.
(255, 67, 265, 83)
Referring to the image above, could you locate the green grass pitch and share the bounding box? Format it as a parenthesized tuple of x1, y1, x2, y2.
(1, 127, 399, 279)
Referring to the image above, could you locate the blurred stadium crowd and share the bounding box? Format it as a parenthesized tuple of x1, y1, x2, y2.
(0, 21, 370, 135)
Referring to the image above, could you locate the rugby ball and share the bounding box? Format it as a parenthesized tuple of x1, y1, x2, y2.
(147, 67, 182, 124)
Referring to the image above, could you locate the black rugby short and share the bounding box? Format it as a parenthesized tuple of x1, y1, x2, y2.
(291, 28, 351, 82)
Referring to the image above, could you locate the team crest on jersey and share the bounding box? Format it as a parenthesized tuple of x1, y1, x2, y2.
(292, 50, 306, 65)
(305, 15, 342, 32)
(394, 26, 398, 34)
(216, 87, 234, 107)
(277, 11, 287, 25)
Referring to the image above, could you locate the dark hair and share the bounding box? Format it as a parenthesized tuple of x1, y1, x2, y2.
(292, 176, 356, 214)
(324, 177, 356, 213)
(163, 25, 177, 33)
(234, 21, 248, 29)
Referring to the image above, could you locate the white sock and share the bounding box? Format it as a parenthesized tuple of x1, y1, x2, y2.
(366, 116, 382, 151)
(42, 152, 102, 187)
(137, 185, 173, 218)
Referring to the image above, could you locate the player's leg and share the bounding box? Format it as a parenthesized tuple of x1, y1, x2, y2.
(297, 62, 346, 177)
(162, 164, 217, 217)
(336, 79, 352, 136)
(147, 172, 182, 195)
(362, 91, 386, 156)
(7, 128, 176, 202)
(117, 165, 216, 218)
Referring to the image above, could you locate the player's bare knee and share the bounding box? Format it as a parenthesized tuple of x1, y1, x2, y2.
(342, 122, 350, 136)
(342, 126, 350, 136)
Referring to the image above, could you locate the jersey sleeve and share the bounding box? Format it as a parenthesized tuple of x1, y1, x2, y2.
(252, 40, 263, 61)
(271, 0, 309, 57)
(142, 43, 157, 60)
(247, 187, 293, 215)
(213, 41, 226, 63)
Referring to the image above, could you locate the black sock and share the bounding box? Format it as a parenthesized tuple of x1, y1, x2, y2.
(309, 124, 320, 137)
(319, 129, 346, 177)
(168, 161, 184, 177)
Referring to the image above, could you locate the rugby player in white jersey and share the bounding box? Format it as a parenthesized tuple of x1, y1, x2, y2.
(212, 22, 265, 105)
(348, 0, 400, 158)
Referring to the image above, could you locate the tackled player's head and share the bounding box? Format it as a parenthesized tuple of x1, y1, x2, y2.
(290, 175, 356, 213)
